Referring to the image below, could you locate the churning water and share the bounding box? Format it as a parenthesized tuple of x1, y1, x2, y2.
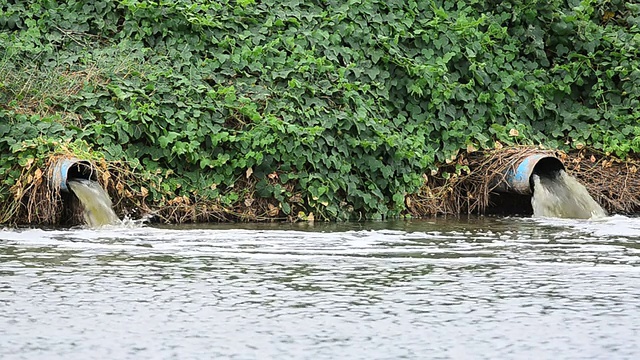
(1, 217, 640, 359)
(532, 170, 607, 219)
(67, 179, 120, 227)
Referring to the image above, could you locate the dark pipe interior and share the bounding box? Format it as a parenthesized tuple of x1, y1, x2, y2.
(67, 161, 98, 182)
(61, 161, 98, 226)
(61, 190, 85, 226)
(532, 157, 565, 178)
(529, 157, 565, 192)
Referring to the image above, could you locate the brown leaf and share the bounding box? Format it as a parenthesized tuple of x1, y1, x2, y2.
(466, 143, 477, 153)
(267, 203, 279, 217)
(33, 168, 43, 182)
(102, 171, 110, 188)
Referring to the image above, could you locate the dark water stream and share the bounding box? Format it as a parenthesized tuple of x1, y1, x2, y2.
(2, 216, 640, 359)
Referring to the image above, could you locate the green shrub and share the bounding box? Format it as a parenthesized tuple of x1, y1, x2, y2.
(1, 0, 638, 221)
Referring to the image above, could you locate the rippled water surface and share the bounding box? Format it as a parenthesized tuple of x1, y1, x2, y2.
(2, 216, 640, 359)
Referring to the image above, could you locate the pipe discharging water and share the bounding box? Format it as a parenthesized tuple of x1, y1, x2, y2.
(67, 179, 121, 227)
(49, 157, 120, 227)
(531, 170, 606, 219)
(488, 151, 607, 219)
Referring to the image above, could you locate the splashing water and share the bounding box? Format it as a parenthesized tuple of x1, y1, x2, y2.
(531, 170, 607, 219)
(68, 179, 121, 227)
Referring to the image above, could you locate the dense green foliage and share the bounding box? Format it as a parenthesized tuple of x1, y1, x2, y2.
(1, 0, 639, 221)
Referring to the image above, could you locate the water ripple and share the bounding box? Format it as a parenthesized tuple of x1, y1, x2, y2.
(1, 216, 640, 359)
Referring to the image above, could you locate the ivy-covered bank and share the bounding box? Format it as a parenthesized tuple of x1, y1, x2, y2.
(1, 0, 639, 224)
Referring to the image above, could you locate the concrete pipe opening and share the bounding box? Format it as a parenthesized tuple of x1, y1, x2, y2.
(50, 158, 98, 193)
(493, 154, 565, 195)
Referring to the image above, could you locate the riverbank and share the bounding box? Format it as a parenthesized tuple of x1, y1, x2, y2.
(1, 1, 639, 225)
(2, 146, 638, 226)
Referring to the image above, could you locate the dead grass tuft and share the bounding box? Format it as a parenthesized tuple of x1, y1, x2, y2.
(562, 150, 640, 214)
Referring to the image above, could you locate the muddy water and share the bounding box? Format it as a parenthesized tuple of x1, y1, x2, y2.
(1, 216, 640, 359)
(532, 170, 607, 219)
(67, 179, 120, 227)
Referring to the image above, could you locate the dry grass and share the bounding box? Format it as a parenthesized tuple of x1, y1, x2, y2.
(561, 150, 640, 214)
(136, 177, 303, 224)
(100, 164, 305, 224)
(462, 146, 559, 213)
(405, 172, 460, 216)
(0, 61, 107, 124)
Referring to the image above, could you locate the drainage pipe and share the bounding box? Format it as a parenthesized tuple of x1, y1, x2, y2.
(50, 158, 98, 192)
(492, 154, 565, 195)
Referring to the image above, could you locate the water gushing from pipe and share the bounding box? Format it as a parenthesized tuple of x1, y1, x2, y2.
(531, 170, 606, 219)
(68, 179, 121, 227)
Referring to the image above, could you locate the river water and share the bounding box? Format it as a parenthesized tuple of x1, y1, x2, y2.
(1, 216, 640, 360)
